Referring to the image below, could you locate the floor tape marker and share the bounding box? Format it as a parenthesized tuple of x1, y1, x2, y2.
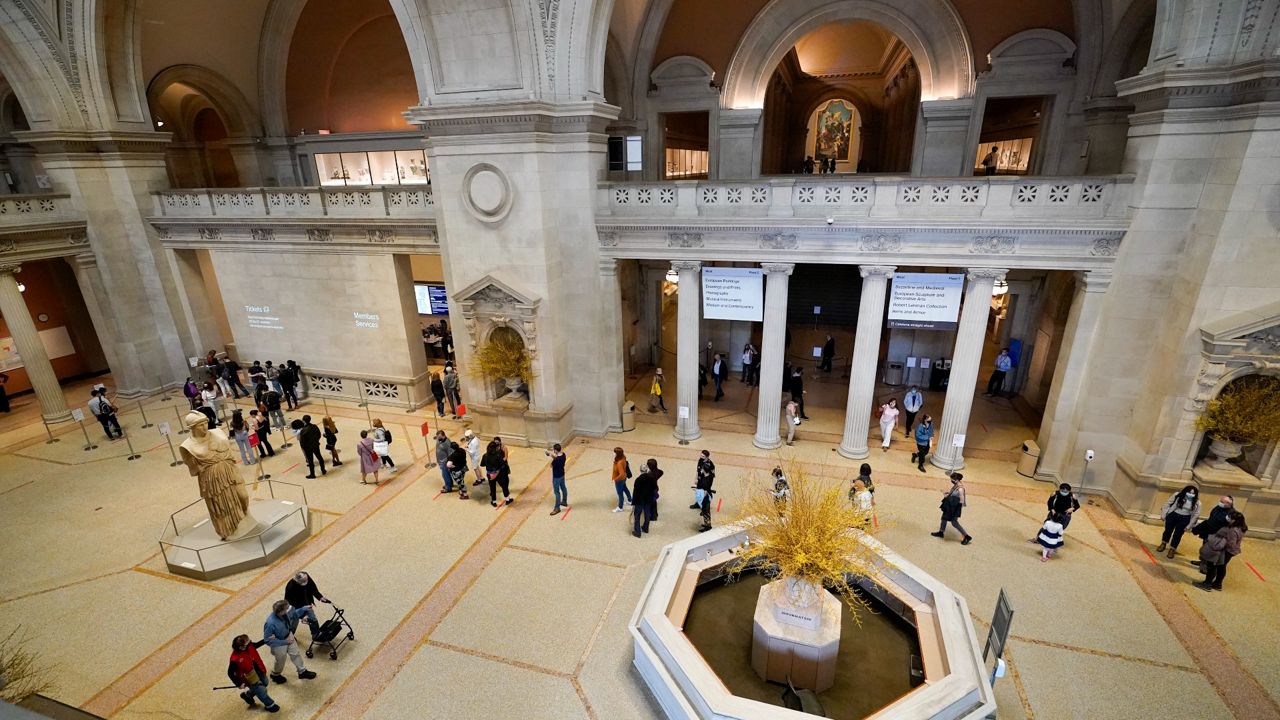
(280, 462, 300, 476)
(1139, 545, 1159, 565)
(1245, 561, 1266, 581)
(716, 497, 723, 513)
(560, 506, 572, 522)
(432, 490, 442, 501)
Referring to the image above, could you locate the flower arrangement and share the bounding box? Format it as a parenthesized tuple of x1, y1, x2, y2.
(1195, 375, 1280, 445)
(468, 331, 533, 383)
(0, 627, 53, 703)
(729, 463, 882, 624)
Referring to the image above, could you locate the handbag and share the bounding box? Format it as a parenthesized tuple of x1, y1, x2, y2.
(793, 416, 801, 426)
(373, 440, 390, 455)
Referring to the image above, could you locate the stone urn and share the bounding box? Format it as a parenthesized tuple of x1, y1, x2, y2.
(504, 377, 523, 393)
(1205, 435, 1245, 469)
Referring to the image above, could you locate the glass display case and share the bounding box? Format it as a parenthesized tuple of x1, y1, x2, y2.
(313, 149, 431, 186)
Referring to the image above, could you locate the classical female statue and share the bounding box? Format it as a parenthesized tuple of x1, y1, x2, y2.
(178, 411, 255, 541)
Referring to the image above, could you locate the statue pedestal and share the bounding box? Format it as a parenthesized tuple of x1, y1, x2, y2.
(161, 499, 310, 581)
(750, 580, 841, 692)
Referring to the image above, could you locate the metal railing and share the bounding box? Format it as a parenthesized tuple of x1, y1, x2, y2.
(157, 478, 309, 575)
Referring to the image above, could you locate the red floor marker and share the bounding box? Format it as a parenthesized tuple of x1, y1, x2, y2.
(1139, 545, 1159, 564)
(1245, 562, 1266, 581)
(432, 490, 442, 501)
(280, 462, 300, 476)
(560, 507, 572, 522)
(980, 423, 990, 434)
(146, 441, 167, 452)
(716, 497, 723, 513)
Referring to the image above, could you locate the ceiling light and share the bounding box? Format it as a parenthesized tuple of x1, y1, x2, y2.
(17, 282, 25, 292)
(156, 120, 164, 127)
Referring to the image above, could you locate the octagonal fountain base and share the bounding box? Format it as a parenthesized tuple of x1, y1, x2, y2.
(630, 526, 997, 719)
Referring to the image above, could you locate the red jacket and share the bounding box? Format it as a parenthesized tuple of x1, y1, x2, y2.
(227, 642, 268, 686)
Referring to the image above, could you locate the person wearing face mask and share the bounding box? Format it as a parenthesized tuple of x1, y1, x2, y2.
(1156, 485, 1201, 559)
(1048, 483, 1080, 529)
(1191, 495, 1234, 542)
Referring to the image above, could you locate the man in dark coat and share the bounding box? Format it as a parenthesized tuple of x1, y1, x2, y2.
(631, 459, 662, 537)
(295, 415, 326, 478)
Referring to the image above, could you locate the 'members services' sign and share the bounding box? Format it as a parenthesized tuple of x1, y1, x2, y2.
(702, 267, 764, 322)
(887, 273, 964, 330)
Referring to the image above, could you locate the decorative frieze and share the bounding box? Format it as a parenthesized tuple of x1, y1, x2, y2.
(197, 227, 220, 241)
(0, 240, 15, 253)
(667, 232, 704, 248)
(970, 236, 1016, 254)
(759, 233, 798, 250)
(1091, 237, 1122, 256)
(598, 230, 619, 247)
(67, 231, 88, 246)
(306, 228, 333, 243)
(249, 228, 274, 243)
(366, 229, 396, 243)
(859, 234, 901, 252)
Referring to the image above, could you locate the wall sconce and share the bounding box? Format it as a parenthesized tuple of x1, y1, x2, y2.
(991, 279, 1009, 297)
(665, 269, 679, 284)
(16, 282, 25, 293)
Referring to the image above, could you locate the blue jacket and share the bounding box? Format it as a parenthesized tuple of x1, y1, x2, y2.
(914, 423, 935, 445)
(263, 608, 308, 647)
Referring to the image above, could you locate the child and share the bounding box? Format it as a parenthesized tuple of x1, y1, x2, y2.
(1037, 510, 1065, 562)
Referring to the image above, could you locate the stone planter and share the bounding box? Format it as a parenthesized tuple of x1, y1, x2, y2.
(1206, 435, 1246, 469)
(504, 377, 523, 393)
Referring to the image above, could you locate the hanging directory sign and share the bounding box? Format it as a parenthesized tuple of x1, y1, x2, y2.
(702, 267, 764, 322)
(887, 273, 964, 330)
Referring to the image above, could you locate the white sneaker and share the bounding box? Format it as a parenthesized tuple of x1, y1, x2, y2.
(612, 507, 624, 513)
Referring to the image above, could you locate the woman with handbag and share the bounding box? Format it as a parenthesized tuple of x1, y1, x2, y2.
(356, 430, 380, 485)
(931, 473, 973, 545)
(322, 417, 342, 467)
(371, 419, 395, 470)
(229, 410, 256, 466)
(648, 369, 666, 413)
(1156, 485, 1201, 559)
(1195, 511, 1246, 591)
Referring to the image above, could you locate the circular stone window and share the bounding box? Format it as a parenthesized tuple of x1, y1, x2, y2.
(462, 163, 513, 224)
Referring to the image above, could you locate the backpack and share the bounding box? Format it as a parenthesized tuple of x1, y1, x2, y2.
(625, 461, 633, 479)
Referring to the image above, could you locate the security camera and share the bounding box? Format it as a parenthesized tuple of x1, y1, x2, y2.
(825, 216, 834, 225)
(1085, 449, 1095, 462)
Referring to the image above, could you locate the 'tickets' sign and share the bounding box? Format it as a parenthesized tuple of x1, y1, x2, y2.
(887, 273, 964, 330)
(701, 267, 764, 322)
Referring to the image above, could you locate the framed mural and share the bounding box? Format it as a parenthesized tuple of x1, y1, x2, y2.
(814, 100, 854, 162)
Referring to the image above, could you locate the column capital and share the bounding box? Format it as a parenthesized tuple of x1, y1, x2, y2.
(0, 262, 21, 276)
(598, 257, 618, 276)
(67, 253, 98, 271)
(671, 260, 702, 272)
(966, 267, 1007, 282)
(859, 265, 896, 279)
(1075, 270, 1113, 292)
(761, 262, 794, 275)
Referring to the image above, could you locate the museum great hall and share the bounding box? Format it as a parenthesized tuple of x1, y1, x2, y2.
(0, 1, 1278, 719)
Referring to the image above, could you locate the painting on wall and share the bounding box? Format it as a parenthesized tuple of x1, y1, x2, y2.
(814, 100, 853, 161)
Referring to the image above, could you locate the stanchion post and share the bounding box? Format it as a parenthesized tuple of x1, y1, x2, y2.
(359, 381, 373, 426)
(164, 433, 182, 467)
(123, 428, 141, 460)
(174, 404, 190, 434)
(322, 396, 329, 417)
(138, 399, 153, 428)
(42, 420, 60, 445)
(78, 419, 97, 451)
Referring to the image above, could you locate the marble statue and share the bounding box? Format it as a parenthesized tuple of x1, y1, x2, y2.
(178, 411, 255, 541)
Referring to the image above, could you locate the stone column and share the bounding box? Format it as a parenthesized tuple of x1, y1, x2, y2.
(0, 264, 71, 422)
(753, 263, 794, 449)
(599, 258, 626, 431)
(932, 268, 1007, 471)
(1036, 270, 1112, 481)
(65, 254, 126, 386)
(838, 266, 895, 459)
(673, 260, 702, 441)
(912, 99, 975, 177)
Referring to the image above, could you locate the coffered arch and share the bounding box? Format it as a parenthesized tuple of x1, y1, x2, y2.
(147, 64, 262, 139)
(720, 0, 975, 110)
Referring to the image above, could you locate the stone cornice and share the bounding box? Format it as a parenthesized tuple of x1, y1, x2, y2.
(1116, 59, 1280, 112)
(407, 100, 620, 138)
(13, 129, 173, 156)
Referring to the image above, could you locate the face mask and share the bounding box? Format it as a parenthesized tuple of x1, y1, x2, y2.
(1218, 501, 1229, 509)
(1187, 493, 1196, 499)
(1059, 490, 1069, 496)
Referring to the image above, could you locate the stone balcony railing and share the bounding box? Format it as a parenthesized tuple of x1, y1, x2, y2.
(597, 175, 1132, 224)
(0, 193, 82, 229)
(152, 186, 435, 220)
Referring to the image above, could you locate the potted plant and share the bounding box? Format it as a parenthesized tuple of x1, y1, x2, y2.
(0, 627, 53, 705)
(469, 331, 533, 393)
(1195, 375, 1280, 466)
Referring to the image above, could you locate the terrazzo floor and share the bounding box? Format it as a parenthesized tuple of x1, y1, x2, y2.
(1, 386, 1278, 720)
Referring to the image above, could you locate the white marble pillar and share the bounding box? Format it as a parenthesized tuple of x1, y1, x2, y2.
(753, 263, 794, 449)
(838, 266, 895, 459)
(932, 268, 1007, 471)
(599, 258, 626, 432)
(673, 260, 702, 441)
(0, 264, 71, 422)
(1036, 270, 1112, 481)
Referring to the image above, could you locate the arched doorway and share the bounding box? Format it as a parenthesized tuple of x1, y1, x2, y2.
(760, 21, 920, 174)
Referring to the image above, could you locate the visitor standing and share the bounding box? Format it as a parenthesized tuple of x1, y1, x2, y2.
(278, 363, 298, 410)
(201, 382, 222, 423)
(1047, 483, 1080, 530)
(819, 335, 835, 373)
(903, 385, 923, 433)
(912, 415, 934, 472)
(464, 430, 483, 485)
(251, 410, 274, 458)
(430, 372, 445, 416)
(1036, 511, 1065, 561)
(611, 447, 632, 512)
(648, 368, 666, 413)
(0, 372, 11, 412)
(483, 439, 513, 507)
(982, 145, 999, 176)
(850, 478, 874, 526)
(296, 416, 326, 478)
(88, 388, 123, 439)
(784, 399, 799, 445)
(878, 398, 900, 450)
(692, 450, 715, 509)
(283, 571, 331, 638)
(855, 463, 876, 496)
(711, 353, 727, 401)
(446, 440, 470, 499)
(356, 430, 380, 485)
(931, 473, 972, 544)
(631, 460, 659, 537)
(322, 416, 341, 467)
(227, 634, 279, 713)
(371, 419, 395, 470)
(1192, 495, 1234, 545)
(433, 430, 452, 487)
(790, 367, 809, 419)
(548, 443, 569, 515)
(985, 349, 1013, 397)
(443, 367, 462, 418)
(224, 358, 249, 398)
(230, 410, 256, 465)
(248, 361, 268, 395)
(1195, 511, 1246, 591)
(264, 387, 286, 433)
(182, 377, 200, 410)
(209, 358, 231, 398)
(262, 601, 317, 683)
(1156, 485, 1201, 559)
(771, 467, 791, 508)
(740, 344, 756, 385)
(265, 361, 281, 394)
